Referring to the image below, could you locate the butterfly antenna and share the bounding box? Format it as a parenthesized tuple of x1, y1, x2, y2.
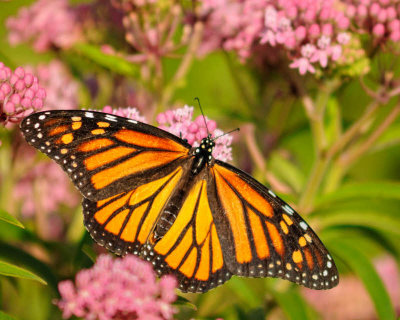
(194, 97, 210, 136)
(213, 128, 240, 141)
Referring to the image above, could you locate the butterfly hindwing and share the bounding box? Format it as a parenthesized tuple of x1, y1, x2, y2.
(147, 172, 232, 293)
(82, 165, 185, 255)
(20, 110, 191, 201)
(209, 161, 339, 290)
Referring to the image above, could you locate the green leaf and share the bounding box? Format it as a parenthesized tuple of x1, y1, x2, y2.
(226, 277, 263, 309)
(328, 238, 396, 320)
(0, 242, 58, 293)
(0, 209, 24, 229)
(268, 287, 309, 320)
(268, 153, 305, 193)
(372, 123, 400, 152)
(316, 181, 400, 207)
(174, 296, 197, 310)
(316, 209, 400, 237)
(73, 43, 139, 77)
(0, 260, 46, 285)
(82, 244, 97, 263)
(0, 311, 17, 320)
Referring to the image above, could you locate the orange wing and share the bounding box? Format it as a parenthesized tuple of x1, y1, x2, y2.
(83, 166, 184, 255)
(208, 161, 339, 290)
(84, 167, 231, 293)
(20, 110, 190, 201)
(146, 177, 231, 292)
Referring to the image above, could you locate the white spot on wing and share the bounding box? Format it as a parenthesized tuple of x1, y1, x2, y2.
(85, 112, 94, 118)
(38, 115, 46, 120)
(283, 204, 294, 215)
(105, 115, 117, 122)
(128, 119, 138, 124)
(299, 221, 308, 230)
(268, 190, 276, 197)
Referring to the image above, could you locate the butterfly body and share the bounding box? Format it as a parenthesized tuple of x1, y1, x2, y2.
(20, 110, 339, 293)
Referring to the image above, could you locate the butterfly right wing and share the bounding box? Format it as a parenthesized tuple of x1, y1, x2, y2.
(208, 161, 339, 290)
(20, 110, 191, 201)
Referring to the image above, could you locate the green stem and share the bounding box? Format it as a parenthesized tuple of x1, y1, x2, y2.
(160, 21, 204, 110)
(297, 156, 330, 213)
(297, 80, 340, 212)
(339, 102, 400, 169)
(223, 51, 255, 110)
(326, 100, 380, 158)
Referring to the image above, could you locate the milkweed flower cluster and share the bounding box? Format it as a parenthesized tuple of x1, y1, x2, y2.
(198, 0, 266, 59)
(260, 0, 351, 74)
(57, 254, 177, 320)
(13, 157, 79, 219)
(199, 0, 351, 74)
(343, 0, 400, 42)
(25, 61, 79, 110)
(157, 105, 234, 162)
(0, 62, 46, 125)
(6, 0, 81, 52)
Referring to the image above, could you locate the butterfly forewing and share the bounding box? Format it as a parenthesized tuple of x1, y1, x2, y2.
(20, 110, 191, 201)
(209, 161, 339, 289)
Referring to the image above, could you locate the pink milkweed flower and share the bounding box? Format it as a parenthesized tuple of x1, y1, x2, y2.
(343, 0, 400, 44)
(13, 158, 79, 219)
(0, 62, 46, 125)
(56, 254, 177, 320)
(6, 0, 81, 52)
(25, 60, 79, 110)
(257, 0, 352, 75)
(156, 105, 233, 162)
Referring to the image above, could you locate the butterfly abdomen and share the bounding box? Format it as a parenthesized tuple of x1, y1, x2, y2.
(153, 175, 199, 241)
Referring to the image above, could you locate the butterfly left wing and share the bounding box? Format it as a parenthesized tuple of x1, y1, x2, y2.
(208, 161, 339, 290)
(20, 110, 191, 201)
(82, 166, 185, 255)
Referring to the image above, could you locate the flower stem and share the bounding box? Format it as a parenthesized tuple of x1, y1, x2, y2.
(339, 102, 400, 168)
(160, 21, 204, 109)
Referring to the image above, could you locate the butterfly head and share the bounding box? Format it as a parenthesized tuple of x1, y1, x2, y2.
(200, 134, 215, 152)
(193, 134, 215, 162)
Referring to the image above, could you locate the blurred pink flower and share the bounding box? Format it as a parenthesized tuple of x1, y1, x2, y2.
(0, 62, 46, 125)
(260, 1, 350, 74)
(198, 0, 351, 74)
(57, 254, 177, 320)
(6, 0, 81, 52)
(302, 255, 400, 319)
(25, 61, 79, 110)
(343, 0, 400, 44)
(198, 0, 266, 59)
(157, 105, 233, 162)
(13, 160, 78, 219)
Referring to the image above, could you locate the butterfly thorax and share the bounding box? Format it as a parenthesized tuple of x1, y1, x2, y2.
(191, 135, 215, 175)
(151, 136, 215, 243)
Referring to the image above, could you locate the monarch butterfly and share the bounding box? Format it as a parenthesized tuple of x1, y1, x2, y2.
(20, 109, 339, 293)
